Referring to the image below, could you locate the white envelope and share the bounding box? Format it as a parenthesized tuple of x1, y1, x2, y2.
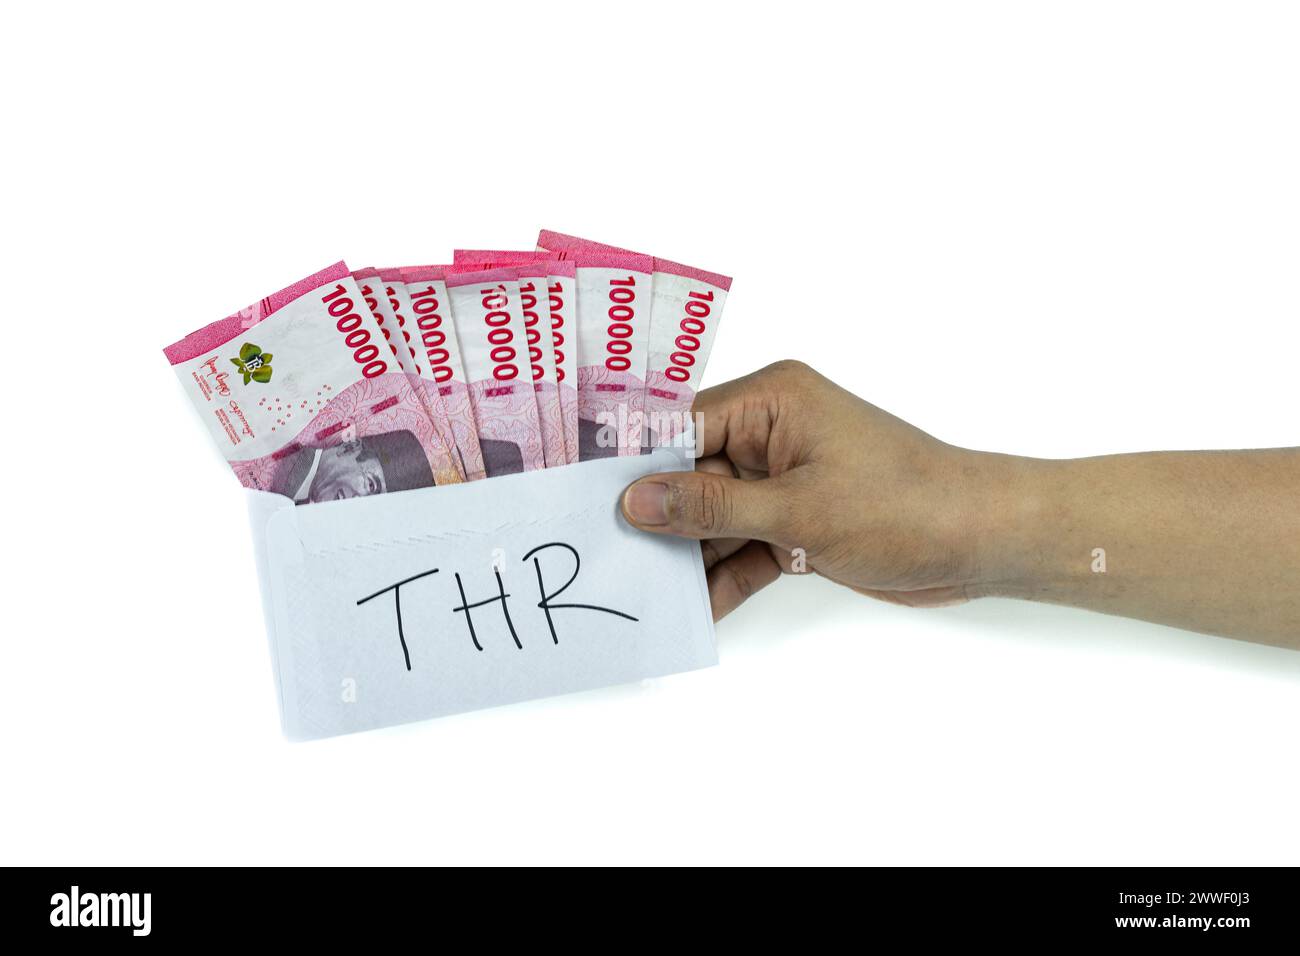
(247, 443, 716, 740)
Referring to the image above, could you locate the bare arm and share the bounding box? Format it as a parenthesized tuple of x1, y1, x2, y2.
(620, 361, 1300, 647)
(977, 448, 1300, 645)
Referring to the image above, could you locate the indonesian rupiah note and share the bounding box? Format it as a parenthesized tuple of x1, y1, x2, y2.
(164, 261, 462, 504)
(452, 250, 576, 466)
(394, 265, 489, 481)
(529, 236, 654, 459)
(536, 230, 731, 450)
(353, 266, 464, 481)
(444, 266, 546, 477)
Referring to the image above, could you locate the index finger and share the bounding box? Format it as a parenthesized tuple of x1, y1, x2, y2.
(691, 370, 778, 471)
(691, 360, 813, 472)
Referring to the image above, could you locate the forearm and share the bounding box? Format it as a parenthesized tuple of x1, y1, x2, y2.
(973, 448, 1300, 647)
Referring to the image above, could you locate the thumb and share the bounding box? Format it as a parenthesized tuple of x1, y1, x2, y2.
(620, 470, 791, 542)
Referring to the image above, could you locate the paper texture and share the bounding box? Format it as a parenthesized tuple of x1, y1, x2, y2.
(248, 443, 715, 739)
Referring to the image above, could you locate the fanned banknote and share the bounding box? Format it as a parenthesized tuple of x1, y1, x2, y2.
(452, 251, 577, 466)
(444, 266, 546, 477)
(636, 260, 730, 447)
(383, 265, 488, 481)
(165, 262, 462, 503)
(353, 266, 464, 481)
(378, 266, 487, 482)
(513, 263, 566, 467)
(528, 237, 654, 459)
(537, 230, 730, 450)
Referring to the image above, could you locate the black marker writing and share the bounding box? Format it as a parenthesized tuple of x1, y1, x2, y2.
(522, 542, 638, 644)
(355, 542, 638, 669)
(453, 570, 521, 651)
(355, 567, 440, 671)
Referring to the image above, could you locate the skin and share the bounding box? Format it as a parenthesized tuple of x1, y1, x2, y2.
(620, 360, 1300, 648)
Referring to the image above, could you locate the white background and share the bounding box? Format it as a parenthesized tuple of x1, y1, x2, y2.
(2, 1, 1297, 865)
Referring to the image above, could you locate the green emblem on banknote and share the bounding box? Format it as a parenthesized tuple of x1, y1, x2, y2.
(231, 342, 274, 384)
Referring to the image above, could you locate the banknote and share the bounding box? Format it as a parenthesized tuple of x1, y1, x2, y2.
(527, 237, 654, 460)
(351, 267, 412, 369)
(513, 264, 565, 467)
(536, 230, 731, 449)
(379, 265, 488, 481)
(448, 260, 564, 468)
(444, 266, 546, 477)
(377, 265, 484, 481)
(542, 263, 579, 464)
(353, 267, 464, 481)
(164, 261, 462, 503)
(636, 261, 730, 447)
(452, 251, 577, 466)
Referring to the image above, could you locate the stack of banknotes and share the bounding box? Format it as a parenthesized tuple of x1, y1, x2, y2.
(165, 230, 730, 503)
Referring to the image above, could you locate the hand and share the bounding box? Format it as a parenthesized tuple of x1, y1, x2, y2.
(620, 360, 1012, 619)
(620, 361, 1300, 646)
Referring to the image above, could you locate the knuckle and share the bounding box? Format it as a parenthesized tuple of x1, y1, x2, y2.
(765, 358, 814, 382)
(722, 560, 757, 602)
(682, 476, 730, 533)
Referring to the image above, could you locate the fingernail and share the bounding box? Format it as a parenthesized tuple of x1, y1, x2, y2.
(623, 481, 670, 526)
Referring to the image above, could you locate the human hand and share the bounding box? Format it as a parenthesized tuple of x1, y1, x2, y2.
(620, 360, 1015, 619)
